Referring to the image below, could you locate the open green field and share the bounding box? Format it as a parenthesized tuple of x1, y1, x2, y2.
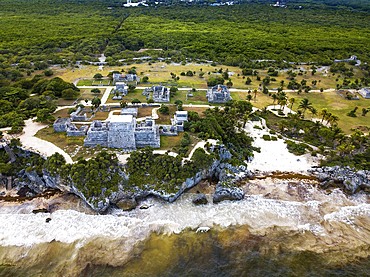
(55, 60, 370, 134)
(60, 63, 360, 91)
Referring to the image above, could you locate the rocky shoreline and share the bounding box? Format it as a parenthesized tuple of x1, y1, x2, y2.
(309, 166, 370, 194)
(1, 146, 369, 214)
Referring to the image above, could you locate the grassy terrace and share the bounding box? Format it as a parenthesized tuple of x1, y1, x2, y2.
(55, 62, 370, 134)
(60, 63, 350, 90)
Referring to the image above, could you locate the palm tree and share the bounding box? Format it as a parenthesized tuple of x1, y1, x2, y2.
(289, 97, 295, 113)
(253, 89, 258, 101)
(309, 107, 317, 119)
(320, 108, 328, 123)
(272, 93, 278, 109)
(328, 114, 339, 127)
(298, 98, 313, 119)
(280, 99, 287, 112)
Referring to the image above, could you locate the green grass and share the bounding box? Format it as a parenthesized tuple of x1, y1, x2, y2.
(160, 133, 184, 150)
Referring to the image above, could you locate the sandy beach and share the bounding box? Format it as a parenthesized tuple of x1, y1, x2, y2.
(244, 119, 319, 174)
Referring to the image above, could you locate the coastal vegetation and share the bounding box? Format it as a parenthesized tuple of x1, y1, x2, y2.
(0, 0, 369, 203)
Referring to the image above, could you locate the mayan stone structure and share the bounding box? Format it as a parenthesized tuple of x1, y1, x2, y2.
(84, 121, 109, 147)
(107, 115, 136, 150)
(83, 112, 160, 150)
(135, 118, 160, 148)
(206, 85, 232, 103)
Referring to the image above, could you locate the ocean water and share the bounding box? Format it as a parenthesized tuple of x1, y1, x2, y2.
(0, 179, 369, 276)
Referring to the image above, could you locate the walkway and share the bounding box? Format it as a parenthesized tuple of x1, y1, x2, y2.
(18, 119, 73, 164)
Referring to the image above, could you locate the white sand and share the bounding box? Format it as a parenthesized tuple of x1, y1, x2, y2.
(18, 119, 73, 163)
(245, 119, 319, 174)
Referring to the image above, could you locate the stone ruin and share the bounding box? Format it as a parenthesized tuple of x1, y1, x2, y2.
(54, 108, 187, 150)
(113, 73, 140, 84)
(160, 111, 188, 135)
(120, 107, 138, 117)
(143, 86, 170, 102)
(171, 111, 188, 132)
(53, 118, 88, 137)
(84, 110, 160, 150)
(112, 82, 128, 100)
(206, 84, 232, 103)
(70, 106, 88, 121)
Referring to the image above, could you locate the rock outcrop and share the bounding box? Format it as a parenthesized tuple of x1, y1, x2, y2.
(192, 193, 208, 205)
(309, 166, 370, 194)
(213, 186, 245, 203)
(1, 143, 254, 213)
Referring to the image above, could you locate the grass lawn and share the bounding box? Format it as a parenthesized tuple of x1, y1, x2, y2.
(160, 133, 184, 150)
(286, 91, 370, 134)
(253, 90, 370, 133)
(183, 106, 208, 117)
(54, 108, 71, 118)
(57, 62, 363, 92)
(56, 98, 77, 106)
(80, 88, 105, 101)
(77, 79, 112, 86)
(106, 89, 148, 104)
(138, 107, 153, 117)
(156, 105, 177, 124)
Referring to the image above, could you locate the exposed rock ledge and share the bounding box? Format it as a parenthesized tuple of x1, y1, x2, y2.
(309, 166, 370, 194)
(0, 145, 252, 213)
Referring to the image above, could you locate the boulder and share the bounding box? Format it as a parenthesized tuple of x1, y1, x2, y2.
(116, 197, 137, 211)
(192, 193, 208, 205)
(213, 187, 245, 204)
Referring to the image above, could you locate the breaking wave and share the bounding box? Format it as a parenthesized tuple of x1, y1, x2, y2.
(0, 180, 369, 276)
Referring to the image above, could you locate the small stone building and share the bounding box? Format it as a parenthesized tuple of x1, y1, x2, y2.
(152, 86, 170, 102)
(67, 125, 88, 137)
(53, 118, 71, 132)
(206, 85, 232, 103)
(171, 111, 188, 132)
(358, 87, 370, 99)
(70, 106, 87, 121)
(113, 73, 140, 84)
(120, 107, 138, 117)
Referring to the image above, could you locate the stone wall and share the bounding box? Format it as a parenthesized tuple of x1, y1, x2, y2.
(135, 126, 160, 148)
(108, 121, 136, 149)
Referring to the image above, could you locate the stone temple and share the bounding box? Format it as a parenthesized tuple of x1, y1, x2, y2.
(84, 108, 160, 150)
(206, 84, 232, 103)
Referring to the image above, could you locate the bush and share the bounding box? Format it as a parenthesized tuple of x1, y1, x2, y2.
(285, 140, 307, 155)
(91, 88, 101, 93)
(44, 69, 53, 76)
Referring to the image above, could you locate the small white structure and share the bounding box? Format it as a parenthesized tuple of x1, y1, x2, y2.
(171, 111, 188, 132)
(123, 0, 148, 8)
(358, 87, 370, 99)
(196, 227, 210, 233)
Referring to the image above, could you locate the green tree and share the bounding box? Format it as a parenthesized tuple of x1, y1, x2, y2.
(91, 88, 101, 93)
(158, 104, 169, 115)
(93, 73, 103, 80)
(298, 98, 313, 119)
(91, 97, 101, 109)
(207, 75, 224, 87)
(131, 99, 141, 104)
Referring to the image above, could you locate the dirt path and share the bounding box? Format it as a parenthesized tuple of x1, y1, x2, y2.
(18, 119, 73, 164)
